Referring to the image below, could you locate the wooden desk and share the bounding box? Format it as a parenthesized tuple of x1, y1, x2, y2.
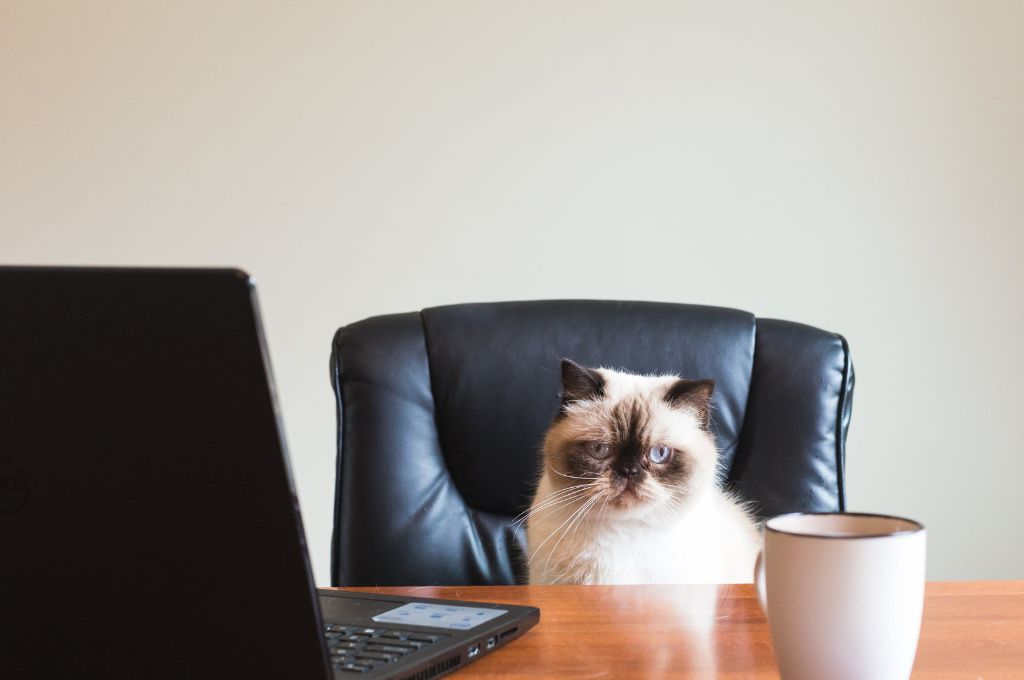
(337, 581, 1024, 679)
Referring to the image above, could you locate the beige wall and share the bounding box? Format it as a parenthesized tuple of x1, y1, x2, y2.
(4, 1, 1022, 583)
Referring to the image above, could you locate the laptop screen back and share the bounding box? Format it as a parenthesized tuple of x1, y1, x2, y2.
(0, 268, 329, 680)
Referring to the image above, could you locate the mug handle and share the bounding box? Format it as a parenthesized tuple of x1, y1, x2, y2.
(754, 549, 768, 618)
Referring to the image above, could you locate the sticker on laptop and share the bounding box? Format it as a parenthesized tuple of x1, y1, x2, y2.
(372, 603, 508, 630)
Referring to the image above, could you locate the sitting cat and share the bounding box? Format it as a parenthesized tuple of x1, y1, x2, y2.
(525, 359, 759, 584)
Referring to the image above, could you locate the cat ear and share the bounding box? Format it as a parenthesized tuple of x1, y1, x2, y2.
(664, 378, 715, 430)
(559, 358, 605, 408)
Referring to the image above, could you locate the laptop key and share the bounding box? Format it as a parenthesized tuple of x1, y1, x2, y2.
(407, 633, 448, 643)
(332, 655, 372, 665)
(355, 651, 400, 663)
(364, 643, 413, 655)
(339, 634, 372, 643)
(392, 639, 425, 649)
(330, 641, 363, 651)
(334, 663, 371, 673)
(325, 624, 353, 633)
(368, 639, 416, 647)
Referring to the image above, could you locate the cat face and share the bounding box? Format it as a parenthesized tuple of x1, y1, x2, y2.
(542, 359, 719, 519)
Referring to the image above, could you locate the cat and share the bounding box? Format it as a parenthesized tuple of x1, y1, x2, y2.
(524, 359, 760, 585)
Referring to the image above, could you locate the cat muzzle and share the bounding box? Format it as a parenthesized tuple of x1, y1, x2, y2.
(609, 473, 647, 503)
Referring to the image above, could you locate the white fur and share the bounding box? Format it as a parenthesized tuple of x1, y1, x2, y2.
(527, 474, 759, 583)
(525, 367, 761, 585)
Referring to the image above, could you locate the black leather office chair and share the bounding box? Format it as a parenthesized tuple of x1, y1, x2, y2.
(329, 301, 854, 586)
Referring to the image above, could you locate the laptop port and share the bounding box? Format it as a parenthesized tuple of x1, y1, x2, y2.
(486, 636, 496, 649)
(467, 644, 480, 658)
(499, 627, 518, 640)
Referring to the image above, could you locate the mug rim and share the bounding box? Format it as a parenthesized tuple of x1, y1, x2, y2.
(765, 511, 925, 539)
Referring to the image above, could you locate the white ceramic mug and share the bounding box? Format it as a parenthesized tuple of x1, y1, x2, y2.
(754, 512, 927, 680)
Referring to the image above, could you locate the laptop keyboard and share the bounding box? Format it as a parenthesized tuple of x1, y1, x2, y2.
(323, 623, 449, 674)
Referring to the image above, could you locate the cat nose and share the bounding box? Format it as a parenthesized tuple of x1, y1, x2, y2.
(616, 463, 642, 478)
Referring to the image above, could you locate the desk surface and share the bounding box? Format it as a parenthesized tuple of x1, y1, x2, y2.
(336, 581, 1024, 679)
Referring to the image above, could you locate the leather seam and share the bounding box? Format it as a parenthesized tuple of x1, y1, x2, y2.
(723, 313, 758, 483)
(834, 333, 852, 511)
(418, 309, 445, 472)
(329, 329, 346, 586)
(419, 310, 513, 584)
(418, 309, 472, 501)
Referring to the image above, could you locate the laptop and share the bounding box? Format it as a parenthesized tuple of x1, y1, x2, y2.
(0, 267, 538, 680)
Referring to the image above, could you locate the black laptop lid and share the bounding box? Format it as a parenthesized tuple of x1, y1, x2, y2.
(0, 268, 330, 680)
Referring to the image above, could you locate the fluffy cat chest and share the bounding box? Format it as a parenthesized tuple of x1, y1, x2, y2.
(572, 523, 725, 584)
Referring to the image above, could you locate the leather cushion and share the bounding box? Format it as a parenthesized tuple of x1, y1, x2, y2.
(420, 300, 756, 515)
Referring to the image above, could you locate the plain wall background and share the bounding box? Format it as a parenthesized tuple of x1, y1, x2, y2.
(3, 1, 1022, 584)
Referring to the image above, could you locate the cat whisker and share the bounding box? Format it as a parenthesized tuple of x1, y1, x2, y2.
(539, 491, 605, 579)
(512, 482, 603, 524)
(658, 481, 695, 497)
(594, 493, 611, 526)
(562, 490, 606, 546)
(538, 481, 601, 498)
(511, 488, 595, 530)
(527, 491, 603, 569)
(546, 464, 602, 482)
(511, 483, 597, 522)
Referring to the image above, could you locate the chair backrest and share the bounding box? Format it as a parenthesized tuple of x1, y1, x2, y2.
(330, 300, 854, 586)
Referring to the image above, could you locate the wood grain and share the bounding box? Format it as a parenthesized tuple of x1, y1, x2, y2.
(331, 581, 1024, 679)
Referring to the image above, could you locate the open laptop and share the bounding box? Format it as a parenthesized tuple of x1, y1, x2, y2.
(0, 267, 538, 680)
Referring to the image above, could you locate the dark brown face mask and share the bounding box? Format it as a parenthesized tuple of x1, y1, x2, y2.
(552, 359, 717, 509)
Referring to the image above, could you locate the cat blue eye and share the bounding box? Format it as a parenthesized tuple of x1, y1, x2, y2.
(587, 442, 612, 459)
(648, 445, 671, 464)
